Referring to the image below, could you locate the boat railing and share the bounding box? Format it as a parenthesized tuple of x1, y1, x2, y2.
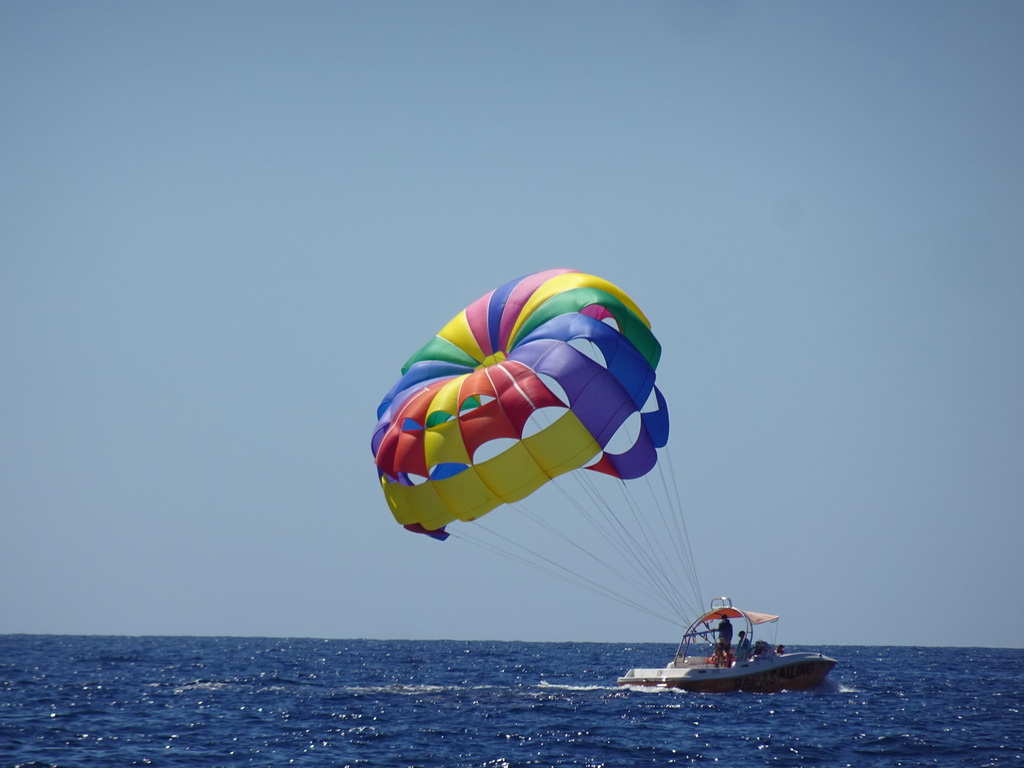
(674, 627, 716, 662)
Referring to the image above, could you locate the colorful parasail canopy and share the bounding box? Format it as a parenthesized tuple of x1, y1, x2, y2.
(371, 269, 669, 539)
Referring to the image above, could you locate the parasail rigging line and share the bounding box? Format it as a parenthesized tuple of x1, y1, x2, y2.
(450, 520, 682, 625)
(523, 409, 690, 617)
(576, 471, 690, 617)
(657, 446, 703, 608)
(610, 474, 696, 619)
(511, 500, 666, 603)
(547, 472, 681, 616)
(562, 451, 703, 622)
(604, 445, 703, 618)
(536, 467, 696, 624)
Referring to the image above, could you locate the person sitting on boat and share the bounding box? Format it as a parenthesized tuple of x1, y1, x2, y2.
(752, 639, 773, 659)
(733, 630, 752, 665)
(776, 645, 785, 656)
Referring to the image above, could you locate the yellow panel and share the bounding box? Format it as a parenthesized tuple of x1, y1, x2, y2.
(384, 410, 601, 533)
(423, 419, 471, 467)
(422, 379, 471, 468)
(522, 411, 601, 476)
(474, 442, 548, 502)
(429, 377, 463, 415)
(506, 272, 651, 347)
(383, 477, 455, 528)
(384, 468, 504, 530)
(437, 310, 485, 362)
(432, 469, 503, 523)
(497, 469, 549, 504)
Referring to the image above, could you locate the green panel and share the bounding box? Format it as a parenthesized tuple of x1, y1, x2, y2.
(511, 287, 662, 369)
(402, 335, 479, 373)
(425, 410, 455, 428)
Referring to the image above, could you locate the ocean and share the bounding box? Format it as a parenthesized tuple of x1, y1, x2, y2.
(1, 636, 1021, 767)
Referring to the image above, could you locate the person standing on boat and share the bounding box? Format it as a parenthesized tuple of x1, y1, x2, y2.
(716, 614, 733, 666)
(734, 630, 751, 664)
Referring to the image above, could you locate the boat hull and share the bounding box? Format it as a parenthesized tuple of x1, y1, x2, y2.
(617, 652, 836, 693)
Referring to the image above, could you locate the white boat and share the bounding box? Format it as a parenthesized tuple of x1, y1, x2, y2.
(617, 597, 836, 693)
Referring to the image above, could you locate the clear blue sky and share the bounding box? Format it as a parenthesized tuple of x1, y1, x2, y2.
(2, 1, 1022, 648)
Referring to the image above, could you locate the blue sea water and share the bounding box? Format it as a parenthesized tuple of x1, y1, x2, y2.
(1, 636, 1021, 767)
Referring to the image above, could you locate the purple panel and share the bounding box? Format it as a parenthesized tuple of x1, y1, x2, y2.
(571, 375, 636, 446)
(601, 422, 658, 479)
(371, 422, 388, 455)
(517, 314, 656, 407)
(643, 387, 670, 448)
(512, 339, 635, 445)
(404, 523, 450, 540)
(486, 275, 521, 354)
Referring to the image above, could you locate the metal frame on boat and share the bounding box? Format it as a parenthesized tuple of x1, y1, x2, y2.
(617, 597, 836, 693)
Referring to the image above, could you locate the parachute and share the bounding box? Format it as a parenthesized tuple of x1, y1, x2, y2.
(371, 269, 669, 540)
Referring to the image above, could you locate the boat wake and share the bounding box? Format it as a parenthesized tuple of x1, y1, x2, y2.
(813, 677, 857, 694)
(536, 680, 615, 692)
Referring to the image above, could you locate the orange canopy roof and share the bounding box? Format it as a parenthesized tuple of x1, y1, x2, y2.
(699, 607, 780, 625)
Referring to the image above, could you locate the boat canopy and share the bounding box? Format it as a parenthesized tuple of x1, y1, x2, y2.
(694, 607, 779, 625)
